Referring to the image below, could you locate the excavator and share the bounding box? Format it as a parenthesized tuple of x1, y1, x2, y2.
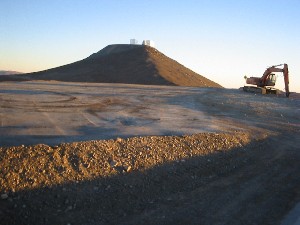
(243, 63, 290, 97)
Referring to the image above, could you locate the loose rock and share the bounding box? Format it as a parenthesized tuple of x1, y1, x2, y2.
(1, 193, 8, 200)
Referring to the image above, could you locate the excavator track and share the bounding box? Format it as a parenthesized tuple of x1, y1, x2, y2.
(243, 86, 266, 95)
(243, 86, 280, 95)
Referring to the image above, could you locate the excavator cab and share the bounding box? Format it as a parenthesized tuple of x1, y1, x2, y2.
(265, 73, 276, 86)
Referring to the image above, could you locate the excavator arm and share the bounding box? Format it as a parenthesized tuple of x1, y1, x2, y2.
(283, 64, 290, 97)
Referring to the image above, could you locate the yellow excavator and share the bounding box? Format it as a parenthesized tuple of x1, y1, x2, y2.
(243, 63, 290, 97)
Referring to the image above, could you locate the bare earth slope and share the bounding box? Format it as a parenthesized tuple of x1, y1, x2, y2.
(0, 45, 221, 87)
(0, 81, 299, 225)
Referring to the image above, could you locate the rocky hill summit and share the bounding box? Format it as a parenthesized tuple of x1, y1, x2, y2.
(0, 44, 222, 87)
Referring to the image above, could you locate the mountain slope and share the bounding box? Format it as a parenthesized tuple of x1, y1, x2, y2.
(0, 45, 222, 87)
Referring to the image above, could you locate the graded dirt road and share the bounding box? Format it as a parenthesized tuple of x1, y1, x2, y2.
(0, 81, 299, 225)
(0, 81, 225, 147)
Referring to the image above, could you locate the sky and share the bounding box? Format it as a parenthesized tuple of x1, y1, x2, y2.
(1, 0, 300, 92)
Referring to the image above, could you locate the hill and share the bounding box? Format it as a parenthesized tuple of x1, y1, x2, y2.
(0, 70, 23, 75)
(0, 45, 222, 87)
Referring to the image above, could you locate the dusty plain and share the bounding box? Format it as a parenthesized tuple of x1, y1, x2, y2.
(0, 81, 299, 225)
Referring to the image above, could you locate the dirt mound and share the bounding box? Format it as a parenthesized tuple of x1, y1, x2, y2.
(0, 132, 250, 192)
(0, 45, 222, 87)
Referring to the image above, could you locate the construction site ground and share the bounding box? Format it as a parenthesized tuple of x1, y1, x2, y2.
(0, 81, 299, 225)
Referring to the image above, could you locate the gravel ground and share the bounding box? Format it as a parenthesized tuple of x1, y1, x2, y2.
(0, 82, 299, 225)
(0, 130, 300, 225)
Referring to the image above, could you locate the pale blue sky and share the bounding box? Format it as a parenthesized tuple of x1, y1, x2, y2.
(1, 0, 299, 92)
